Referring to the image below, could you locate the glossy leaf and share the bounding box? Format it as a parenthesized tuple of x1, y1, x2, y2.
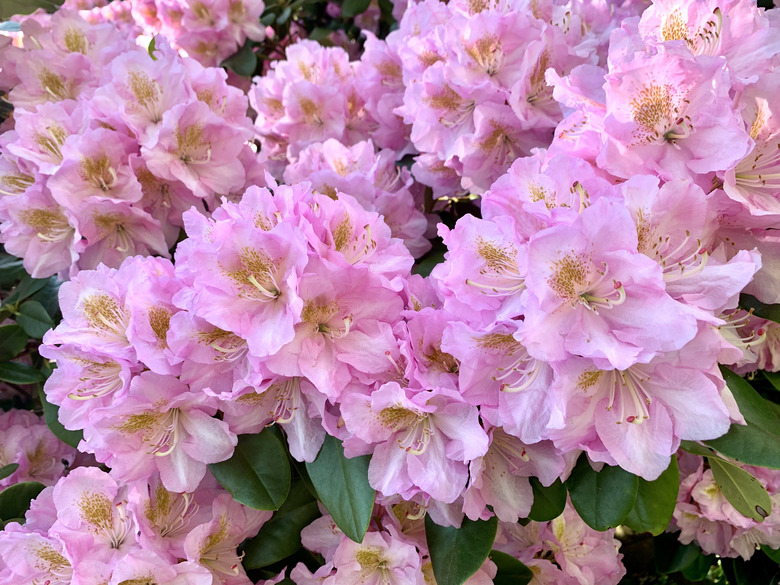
(654, 532, 708, 575)
(305, 434, 374, 543)
(29, 278, 61, 318)
(341, 0, 371, 17)
(276, 5, 292, 23)
(709, 457, 772, 522)
(242, 480, 321, 569)
(566, 456, 638, 531)
(680, 552, 715, 581)
(763, 545, 780, 565)
(705, 367, 780, 468)
(223, 41, 257, 77)
(0, 325, 28, 361)
(425, 515, 497, 585)
(0, 362, 45, 385)
(0, 254, 25, 286)
(624, 456, 679, 536)
(2, 274, 50, 307)
(209, 430, 291, 511)
(39, 388, 82, 449)
(17, 301, 53, 339)
(527, 477, 567, 522)
(0, 481, 45, 521)
(765, 372, 780, 393)
(722, 555, 780, 585)
(679, 440, 719, 458)
(412, 247, 446, 278)
(740, 293, 780, 324)
(0, 0, 64, 19)
(0, 464, 18, 481)
(489, 550, 533, 585)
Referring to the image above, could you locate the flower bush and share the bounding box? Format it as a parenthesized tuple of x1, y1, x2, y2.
(1, 0, 780, 584)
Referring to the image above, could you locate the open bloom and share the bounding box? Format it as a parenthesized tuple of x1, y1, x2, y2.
(84, 371, 237, 492)
(522, 198, 698, 370)
(341, 381, 489, 503)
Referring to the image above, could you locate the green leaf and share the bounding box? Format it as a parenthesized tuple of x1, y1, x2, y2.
(29, 278, 61, 318)
(765, 372, 780, 393)
(709, 457, 772, 522)
(565, 456, 638, 531)
(209, 430, 291, 510)
(341, 0, 371, 17)
(0, 254, 25, 286)
(705, 367, 780, 468)
(16, 301, 53, 339)
(276, 5, 292, 24)
(308, 26, 333, 41)
(0, 361, 45, 385)
(624, 456, 679, 536)
(2, 274, 50, 307)
(147, 36, 157, 60)
(0, 517, 25, 529)
(723, 554, 780, 585)
(740, 293, 780, 324)
(763, 545, 780, 565)
(305, 434, 374, 543)
(425, 515, 497, 585)
(680, 440, 719, 458)
(0, 0, 64, 19)
(654, 532, 708, 575)
(412, 247, 446, 278)
(222, 41, 257, 77)
(242, 480, 322, 569)
(0, 464, 19, 481)
(680, 551, 715, 581)
(489, 550, 533, 585)
(39, 388, 82, 449)
(526, 477, 567, 522)
(0, 481, 45, 521)
(0, 325, 28, 361)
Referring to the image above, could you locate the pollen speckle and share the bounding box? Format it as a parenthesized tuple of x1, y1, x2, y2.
(379, 405, 422, 431)
(475, 332, 517, 351)
(39, 68, 73, 101)
(82, 293, 126, 333)
(31, 543, 71, 574)
(548, 251, 591, 300)
(577, 369, 604, 390)
(356, 547, 386, 573)
(476, 237, 515, 271)
(661, 10, 689, 42)
(630, 84, 675, 134)
(64, 27, 89, 54)
(148, 306, 171, 345)
(333, 216, 353, 252)
(78, 491, 114, 530)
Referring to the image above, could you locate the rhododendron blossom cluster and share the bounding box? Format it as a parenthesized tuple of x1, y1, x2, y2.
(0, 9, 261, 278)
(1, 0, 780, 583)
(0, 410, 74, 488)
(673, 451, 780, 560)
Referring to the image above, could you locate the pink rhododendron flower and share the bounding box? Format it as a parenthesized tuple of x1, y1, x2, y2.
(174, 207, 308, 358)
(84, 371, 237, 492)
(522, 198, 698, 370)
(341, 381, 488, 503)
(548, 328, 733, 480)
(598, 50, 752, 182)
(326, 530, 425, 585)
